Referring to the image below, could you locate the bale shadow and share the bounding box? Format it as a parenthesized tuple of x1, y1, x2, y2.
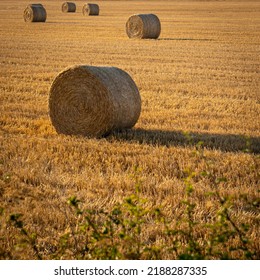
(109, 129, 260, 154)
(46, 22, 85, 25)
(159, 38, 214, 41)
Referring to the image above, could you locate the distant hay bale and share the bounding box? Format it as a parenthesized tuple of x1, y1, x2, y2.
(23, 4, 47, 22)
(126, 14, 161, 39)
(49, 65, 141, 137)
(62, 2, 76, 13)
(82, 3, 99, 16)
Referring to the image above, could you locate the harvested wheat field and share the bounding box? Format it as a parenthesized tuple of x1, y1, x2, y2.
(0, 0, 259, 260)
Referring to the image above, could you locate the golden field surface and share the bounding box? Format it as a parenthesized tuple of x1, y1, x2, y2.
(0, 0, 259, 259)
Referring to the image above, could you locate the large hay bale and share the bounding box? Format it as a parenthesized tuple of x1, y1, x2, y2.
(49, 65, 141, 137)
(126, 14, 161, 39)
(23, 4, 47, 22)
(82, 3, 99, 16)
(62, 2, 76, 13)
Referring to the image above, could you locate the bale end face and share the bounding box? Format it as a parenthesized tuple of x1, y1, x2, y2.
(126, 14, 161, 39)
(49, 65, 141, 137)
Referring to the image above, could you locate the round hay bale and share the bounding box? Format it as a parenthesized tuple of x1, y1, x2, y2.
(62, 2, 76, 13)
(23, 4, 47, 22)
(49, 65, 141, 137)
(126, 14, 161, 39)
(82, 3, 99, 16)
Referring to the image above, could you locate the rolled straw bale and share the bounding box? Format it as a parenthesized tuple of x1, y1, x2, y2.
(82, 3, 99, 16)
(23, 4, 47, 22)
(126, 14, 161, 39)
(62, 2, 76, 13)
(49, 65, 141, 137)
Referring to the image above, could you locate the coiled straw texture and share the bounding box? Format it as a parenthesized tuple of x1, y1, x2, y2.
(126, 14, 161, 39)
(82, 3, 99, 16)
(49, 65, 141, 137)
(23, 4, 47, 22)
(62, 2, 76, 13)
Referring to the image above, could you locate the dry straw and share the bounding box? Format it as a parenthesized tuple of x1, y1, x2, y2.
(126, 14, 161, 39)
(82, 3, 99, 16)
(49, 65, 141, 137)
(62, 2, 76, 13)
(23, 4, 47, 22)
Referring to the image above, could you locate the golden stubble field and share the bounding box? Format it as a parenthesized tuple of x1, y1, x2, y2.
(0, 0, 259, 259)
